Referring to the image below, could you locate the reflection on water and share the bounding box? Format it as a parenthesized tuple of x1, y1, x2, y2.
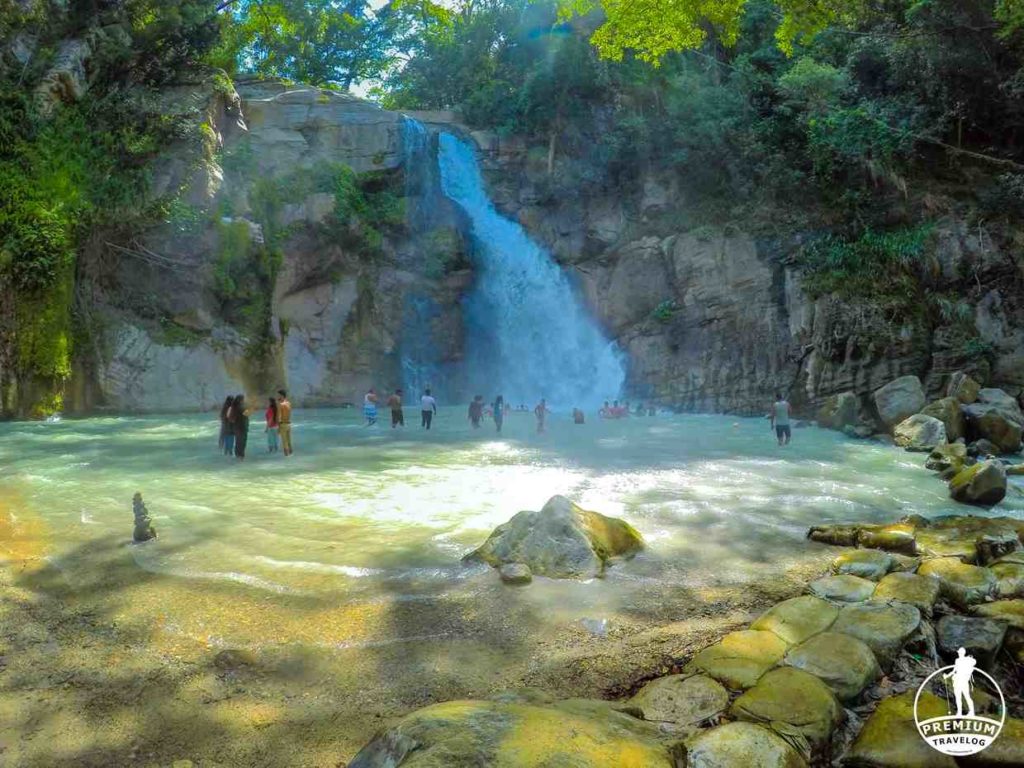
(2, 408, 1021, 650)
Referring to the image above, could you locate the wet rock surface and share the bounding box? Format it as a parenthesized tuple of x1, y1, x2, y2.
(465, 495, 644, 579)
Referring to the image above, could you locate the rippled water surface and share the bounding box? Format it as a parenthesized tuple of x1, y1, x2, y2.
(3, 408, 1022, 650)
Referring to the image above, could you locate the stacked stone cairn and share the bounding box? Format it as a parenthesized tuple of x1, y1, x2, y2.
(132, 491, 157, 543)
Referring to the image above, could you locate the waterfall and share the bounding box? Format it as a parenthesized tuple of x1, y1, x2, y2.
(437, 132, 624, 408)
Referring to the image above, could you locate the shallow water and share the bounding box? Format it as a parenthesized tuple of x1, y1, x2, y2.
(3, 408, 1022, 654)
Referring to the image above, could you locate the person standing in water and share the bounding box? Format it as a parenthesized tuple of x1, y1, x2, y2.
(364, 388, 379, 426)
(493, 395, 505, 433)
(468, 395, 484, 428)
(219, 395, 235, 456)
(770, 392, 792, 446)
(535, 398, 549, 433)
(233, 394, 250, 460)
(573, 407, 585, 424)
(421, 388, 437, 430)
(387, 388, 405, 428)
(265, 397, 279, 453)
(277, 389, 293, 456)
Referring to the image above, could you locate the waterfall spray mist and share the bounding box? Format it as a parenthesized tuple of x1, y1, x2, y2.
(438, 132, 624, 408)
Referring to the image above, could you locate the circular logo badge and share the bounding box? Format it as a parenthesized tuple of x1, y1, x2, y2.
(914, 648, 1005, 757)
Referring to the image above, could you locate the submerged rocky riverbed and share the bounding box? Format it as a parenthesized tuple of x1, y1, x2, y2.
(1, 409, 1023, 765)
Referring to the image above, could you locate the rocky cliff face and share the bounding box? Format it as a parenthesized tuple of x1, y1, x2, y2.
(71, 80, 471, 413)
(473, 138, 1024, 418)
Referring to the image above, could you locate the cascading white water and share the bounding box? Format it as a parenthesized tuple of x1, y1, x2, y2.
(438, 132, 625, 408)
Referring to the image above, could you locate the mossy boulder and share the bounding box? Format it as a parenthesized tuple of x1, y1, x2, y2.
(894, 414, 947, 452)
(921, 397, 967, 443)
(870, 572, 940, 617)
(959, 716, 1024, 767)
(807, 574, 876, 603)
(948, 461, 1008, 507)
(831, 601, 921, 669)
(730, 667, 842, 751)
(918, 557, 997, 607)
(858, 525, 917, 554)
(685, 722, 808, 768)
(626, 674, 728, 731)
(465, 495, 643, 579)
(498, 563, 532, 585)
(347, 697, 677, 768)
(832, 549, 895, 581)
(685, 630, 789, 690)
(914, 515, 1021, 562)
(845, 691, 956, 768)
(749, 596, 838, 646)
(971, 599, 1024, 630)
(782, 631, 880, 702)
(991, 560, 1024, 598)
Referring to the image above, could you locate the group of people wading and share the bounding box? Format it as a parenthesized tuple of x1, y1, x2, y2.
(218, 389, 294, 460)
(362, 388, 554, 434)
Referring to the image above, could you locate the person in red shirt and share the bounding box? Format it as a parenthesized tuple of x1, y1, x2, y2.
(265, 397, 280, 453)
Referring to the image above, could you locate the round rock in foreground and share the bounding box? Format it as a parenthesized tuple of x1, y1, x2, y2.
(782, 631, 881, 703)
(685, 721, 807, 768)
(499, 563, 532, 585)
(626, 674, 728, 731)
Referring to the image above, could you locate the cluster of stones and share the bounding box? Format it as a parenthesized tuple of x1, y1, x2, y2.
(131, 491, 157, 543)
(819, 372, 1023, 507)
(349, 514, 1024, 767)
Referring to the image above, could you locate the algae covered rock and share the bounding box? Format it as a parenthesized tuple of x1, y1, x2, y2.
(627, 674, 728, 731)
(874, 376, 926, 429)
(749, 596, 838, 646)
(685, 722, 808, 768)
(949, 461, 1008, 507)
(685, 629, 789, 690)
(465, 495, 643, 579)
(832, 549, 895, 581)
(918, 557, 997, 607)
(782, 631, 880, 702)
(831, 601, 921, 669)
(858, 525, 917, 554)
(921, 396, 967, 443)
(730, 667, 842, 750)
(894, 414, 947, 452)
(347, 697, 677, 768)
(871, 572, 940, 617)
(935, 615, 1007, 670)
(925, 442, 968, 474)
(807, 574, 876, 603)
(960, 716, 1024, 767)
(845, 690, 956, 768)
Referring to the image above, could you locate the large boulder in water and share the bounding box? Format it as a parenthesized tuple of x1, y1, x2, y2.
(893, 414, 947, 452)
(465, 495, 643, 579)
(817, 391, 859, 430)
(873, 376, 926, 429)
(920, 396, 967, 442)
(347, 695, 677, 768)
(948, 460, 1007, 507)
(947, 371, 981, 404)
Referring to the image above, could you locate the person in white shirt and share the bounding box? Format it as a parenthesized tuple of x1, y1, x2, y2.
(770, 392, 792, 446)
(421, 388, 438, 430)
